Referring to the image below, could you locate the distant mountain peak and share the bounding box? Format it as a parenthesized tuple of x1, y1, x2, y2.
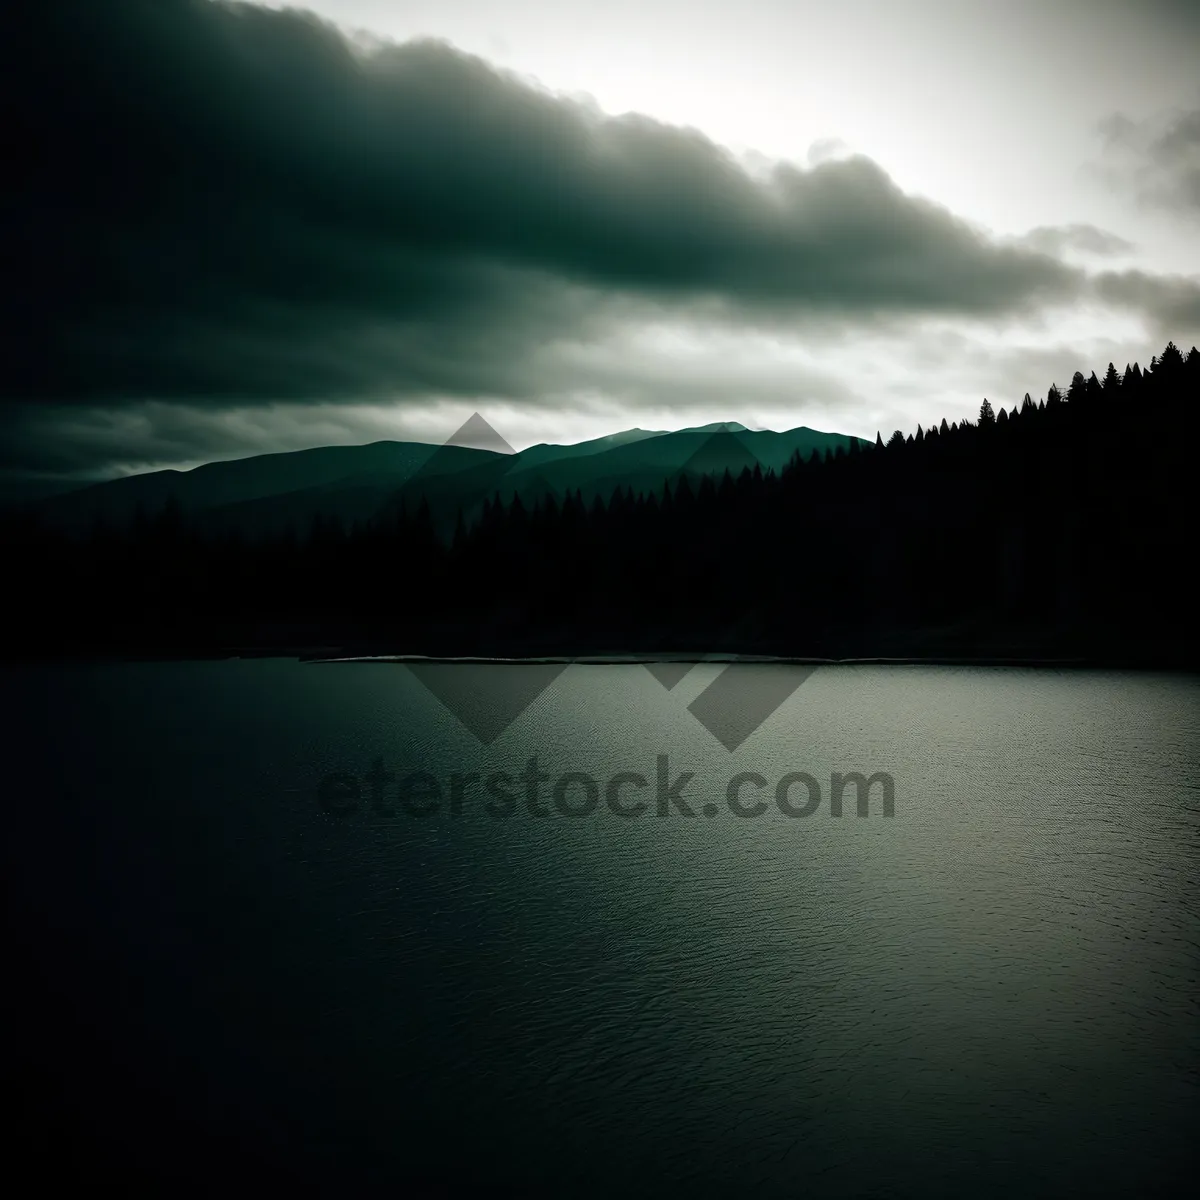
(446, 413, 515, 455)
(28, 418, 870, 535)
(681, 421, 750, 434)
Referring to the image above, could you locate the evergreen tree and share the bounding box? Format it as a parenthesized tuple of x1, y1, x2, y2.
(1158, 341, 1184, 373)
(719, 467, 736, 504)
(979, 398, 996, 427)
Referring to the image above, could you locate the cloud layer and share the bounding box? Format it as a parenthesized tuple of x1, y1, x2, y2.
(1096, 99, 1200, 217)
(4, 0, 1199, 480)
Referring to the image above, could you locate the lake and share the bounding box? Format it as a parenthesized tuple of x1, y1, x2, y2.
(5, 661, 1198, 1196)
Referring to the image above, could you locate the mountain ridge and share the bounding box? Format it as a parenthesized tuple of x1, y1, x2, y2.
(31, 421, 868, 537)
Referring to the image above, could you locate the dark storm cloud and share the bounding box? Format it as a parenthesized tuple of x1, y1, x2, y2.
(6, 0, 1153, 411)
(1091, 269, 1200, 329)
(1096, 101, 1200, 216)
(4, 0, 1199, 486)
(0, 402, 285, 475)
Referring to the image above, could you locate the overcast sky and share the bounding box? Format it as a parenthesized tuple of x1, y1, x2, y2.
(5, 0, 1199, 485)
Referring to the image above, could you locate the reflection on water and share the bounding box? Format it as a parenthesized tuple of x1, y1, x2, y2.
(5, 661, 1198, 1196)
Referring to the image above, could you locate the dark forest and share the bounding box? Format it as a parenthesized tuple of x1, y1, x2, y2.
(5, 342, 1197, 664)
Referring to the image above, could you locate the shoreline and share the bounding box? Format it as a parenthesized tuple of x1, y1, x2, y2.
(2, 644, 1196, 671)
(312, 653, 1095, 667)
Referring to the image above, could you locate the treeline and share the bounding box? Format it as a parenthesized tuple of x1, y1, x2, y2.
(5, 342, 1198, 662)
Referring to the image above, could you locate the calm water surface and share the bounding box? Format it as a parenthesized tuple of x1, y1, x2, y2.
(5, 662, 1198, 1196)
